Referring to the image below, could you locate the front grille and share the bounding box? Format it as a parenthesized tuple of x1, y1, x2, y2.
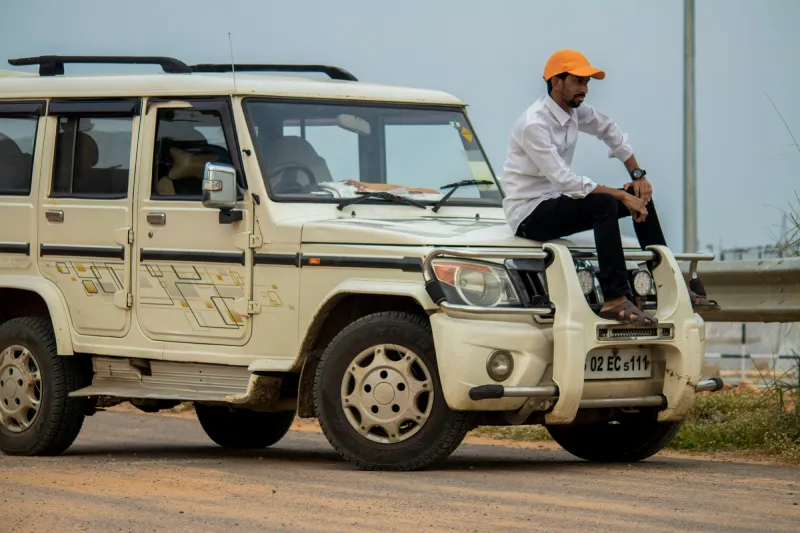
(597, 325, 673, 341)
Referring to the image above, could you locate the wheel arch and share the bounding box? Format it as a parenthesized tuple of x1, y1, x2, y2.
(294, 280, 435, 418)
(0, 277, 75, 355)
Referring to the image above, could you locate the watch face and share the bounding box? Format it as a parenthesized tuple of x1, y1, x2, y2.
(632, 169, 645, 179)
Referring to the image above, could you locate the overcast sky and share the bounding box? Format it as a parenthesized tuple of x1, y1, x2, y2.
(2, 0, 798, 252)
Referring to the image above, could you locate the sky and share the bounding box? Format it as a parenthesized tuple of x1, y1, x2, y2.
(1, 0, 798, 252)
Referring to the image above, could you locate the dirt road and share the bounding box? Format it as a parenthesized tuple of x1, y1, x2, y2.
(1, 410, 798, 533)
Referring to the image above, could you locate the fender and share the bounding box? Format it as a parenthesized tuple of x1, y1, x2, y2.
(0, 276, 75, 355)
(295, 278, 437, 364)
(254, 278, 436, 418)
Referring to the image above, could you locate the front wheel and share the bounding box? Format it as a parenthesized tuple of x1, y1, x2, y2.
(195, 404, 295, 449)
(546, 411, 683, 462)
(314, 311, 471, 471)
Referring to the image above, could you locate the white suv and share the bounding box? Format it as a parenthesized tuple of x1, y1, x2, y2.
(0, 55, 722, 470)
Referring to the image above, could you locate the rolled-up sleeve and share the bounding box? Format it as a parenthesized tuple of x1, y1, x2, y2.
(518, 123, 597, 198)
(577, 104, 633, 162)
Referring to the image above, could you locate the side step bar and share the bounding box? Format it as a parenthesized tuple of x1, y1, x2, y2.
(468, 378, 725, 408)
(69, 357, 252, 402)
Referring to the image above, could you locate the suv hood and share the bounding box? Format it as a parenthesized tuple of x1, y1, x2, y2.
(301, 217, 639, 249)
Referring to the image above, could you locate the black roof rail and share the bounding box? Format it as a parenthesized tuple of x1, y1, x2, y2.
(190, 63, 358, 81)
(8, 55, 192, 76)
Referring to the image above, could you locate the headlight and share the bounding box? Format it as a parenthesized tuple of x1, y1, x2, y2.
(432, 259, 521, 307)
(633, 270, 654, 296)
(576, 269, 595, 295)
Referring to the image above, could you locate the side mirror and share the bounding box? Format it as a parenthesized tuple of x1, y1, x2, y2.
(202, 162, 237, 210)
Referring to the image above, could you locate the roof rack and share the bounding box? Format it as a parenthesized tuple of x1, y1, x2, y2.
(6, 55, 359, 82)
(7, 55, 192, 76)
(190, 63, 358, 81)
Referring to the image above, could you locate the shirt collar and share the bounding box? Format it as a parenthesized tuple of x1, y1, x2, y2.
(544, 94, 573, 126)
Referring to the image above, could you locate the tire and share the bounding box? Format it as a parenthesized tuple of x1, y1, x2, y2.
(546, 411, 683, 462)
(313, 311, 470, 471)
(195, 404, 295, 449)
(0, 317, 91, 456)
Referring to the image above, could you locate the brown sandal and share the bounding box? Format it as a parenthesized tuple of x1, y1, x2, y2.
(688, 278, 721, 311)
(689, 290, 721, 311)
(598, 299, 658, 326)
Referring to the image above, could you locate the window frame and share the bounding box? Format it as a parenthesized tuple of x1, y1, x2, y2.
(47, 98, 141, 200)
(241, 97, 503, 207)
(147, 97, 246, 202)
(0, 100, 46, 197)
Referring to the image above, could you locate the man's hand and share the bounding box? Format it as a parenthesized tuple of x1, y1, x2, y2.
(623, 177, 653, 205)
(619, 191, 648, 223)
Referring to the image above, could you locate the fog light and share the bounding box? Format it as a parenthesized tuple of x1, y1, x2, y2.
(487, 350, 514, 382)
(577, 269, 595, 295)
(633, 270, 653, 296)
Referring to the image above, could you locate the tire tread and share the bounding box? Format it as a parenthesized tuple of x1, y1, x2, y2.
(313, 311, 470, 471)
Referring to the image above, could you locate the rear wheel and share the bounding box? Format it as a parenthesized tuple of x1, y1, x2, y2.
(314, 311, 471, 471)
(546, 411, 683, 462)
(195, 404, 295, 449)
(0, 317, 91, 456)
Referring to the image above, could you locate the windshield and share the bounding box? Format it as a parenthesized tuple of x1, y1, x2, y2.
(243, 99, 502, 206)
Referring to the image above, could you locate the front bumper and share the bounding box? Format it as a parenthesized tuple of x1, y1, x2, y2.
(426, 243, 718, 424)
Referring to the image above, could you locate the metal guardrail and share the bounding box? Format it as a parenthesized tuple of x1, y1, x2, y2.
(681, 257, 800, 322)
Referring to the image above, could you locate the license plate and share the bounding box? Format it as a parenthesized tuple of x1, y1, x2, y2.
(584, 350, 652, 380)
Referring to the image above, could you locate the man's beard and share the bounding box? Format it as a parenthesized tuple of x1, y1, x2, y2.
(568, 94, 585, 108)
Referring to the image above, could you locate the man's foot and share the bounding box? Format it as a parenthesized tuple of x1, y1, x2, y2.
(689, 289, 721, 311)
(598, 297, 658, 325)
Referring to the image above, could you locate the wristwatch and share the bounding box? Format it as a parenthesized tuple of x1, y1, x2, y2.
(630, 168, 647, 180)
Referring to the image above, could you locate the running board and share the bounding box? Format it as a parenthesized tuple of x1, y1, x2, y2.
(69, 357, 251, 402)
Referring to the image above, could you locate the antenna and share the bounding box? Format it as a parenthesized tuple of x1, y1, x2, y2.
(228, 32, 237, 91)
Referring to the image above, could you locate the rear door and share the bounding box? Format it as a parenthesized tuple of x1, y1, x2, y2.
(36, 99, 140, 337)
(0, 101, 45, 274)
(134, 98, 253, 346)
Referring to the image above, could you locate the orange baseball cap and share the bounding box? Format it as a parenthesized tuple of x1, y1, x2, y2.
(543, 50, 605, 81)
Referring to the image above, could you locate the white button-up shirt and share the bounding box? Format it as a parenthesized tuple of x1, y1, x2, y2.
(500, 94, 634, 233)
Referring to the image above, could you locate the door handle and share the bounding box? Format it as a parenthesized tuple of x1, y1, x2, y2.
(45, 210, 64, 223)
(146, 212, 166, 226)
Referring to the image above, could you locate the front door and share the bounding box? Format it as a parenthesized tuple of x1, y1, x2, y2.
(37, 99, 140, 338)
(134, 98, 253, 346)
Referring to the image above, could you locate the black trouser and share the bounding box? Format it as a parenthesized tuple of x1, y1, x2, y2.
(515, 190, 667, 300)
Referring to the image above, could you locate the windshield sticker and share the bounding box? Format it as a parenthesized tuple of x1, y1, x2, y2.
(460, 127, 474, 143)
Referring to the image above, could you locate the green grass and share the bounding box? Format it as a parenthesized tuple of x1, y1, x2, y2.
(470, 386, 800, 465)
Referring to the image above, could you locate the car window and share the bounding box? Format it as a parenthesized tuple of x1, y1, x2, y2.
(0, 117, 38, 196)
(51, 117, 133, 197)
(151, 108, 234, 199)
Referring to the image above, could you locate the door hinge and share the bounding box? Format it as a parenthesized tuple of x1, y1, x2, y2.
(249, 233, 263, 249)
(127, 229, 135, 244)
(126, 293, 134, 308)
(247, 300, 262, 315)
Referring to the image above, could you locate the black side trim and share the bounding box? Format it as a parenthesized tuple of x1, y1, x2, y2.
(254, 253, 301, 267)
(140, 249, 245, 265)
(253, 253, 423, 272)
(49, 98, 142, 117)
(0, 100, 47, 117)
(0, 243, 30, 255)
(40, 244, 124, 260)
(302, 255, 422, 272)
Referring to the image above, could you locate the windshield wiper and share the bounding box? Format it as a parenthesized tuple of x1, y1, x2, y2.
(432, 179, 495, 212)
(337, 191, 427, 211)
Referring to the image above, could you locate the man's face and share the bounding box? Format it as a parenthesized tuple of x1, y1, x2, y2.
(556, 74, 590, 108)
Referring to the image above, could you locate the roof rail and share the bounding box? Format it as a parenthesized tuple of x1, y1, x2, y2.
(7, 55, 192, 76)
(190, 63, 358, 81)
